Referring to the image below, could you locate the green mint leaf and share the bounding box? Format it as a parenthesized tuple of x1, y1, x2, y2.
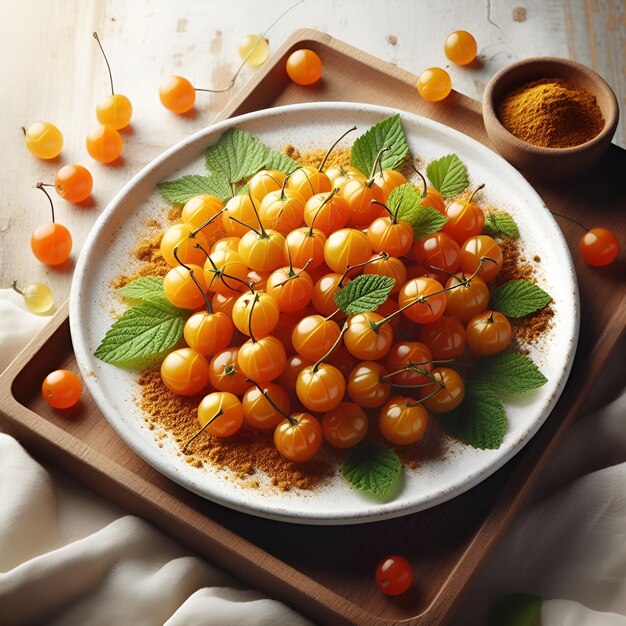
(473, 351, 548, 393)
(410, 206, 448, 240)
(157, 174, 231, 204)
(263, 148, 301, 175)
(351, 114, 409, 176)
(426, 154, 469, 198)
(334, 274, 395, 315)
(440, 384, 507, 449)
(488, 593, 542, 626)
(483, 212, 520, 239)
(387, 184, 448, 239)
(205, 128, 267, 186)
(387, 183, 422, 219)
(117, 276, 165, 304)
(94, 300, 187, 370)
(490, 280, 552, 318)
(342, 443, 403, 499)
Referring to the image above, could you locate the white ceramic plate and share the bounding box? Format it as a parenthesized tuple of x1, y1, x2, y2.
(70, 102, 579, 525)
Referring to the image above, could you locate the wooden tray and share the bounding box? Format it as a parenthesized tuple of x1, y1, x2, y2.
(1, 30, 625, 625)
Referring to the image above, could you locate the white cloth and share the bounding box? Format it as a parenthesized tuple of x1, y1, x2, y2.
(0, 287, 625, 625)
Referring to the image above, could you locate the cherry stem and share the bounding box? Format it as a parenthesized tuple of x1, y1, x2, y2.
(368, 147, 391, 184)
(248, 192, 268, 238)
(193, 242, 255, 293)
(21, 127, 26, 136)
(550, 210, 589, 232)
(189, 207, 227, 238)
(467, 183, 485, 204)
(191, 0, 304, 93)
(318, 126, 357, 172)
(275, 257, 313, 288)
(381, 362, 435, 381)
(299, 167, 316, 196)
(410, 164, 428, 198)
(309, 187, 340, 234)
(229, 215, 261, 237)
(279, 171, 292, 200)
(247, 292, 259, 342)
(406, 383, 445, 407)
(36, 182, 55, 223)
(312, 321, 348, 373)
(93, 32, 115, 96)
(182, 408, 224, 454)
(371, 282, 464, 331)
(11, 281, 24, 296)
(260, 171, 281, 188)
(325, 307, 340, 320)
(338, 252, 389, 287)
(391, 381, 435, 390)
(370, 199, 396, 223)
(173, 246, 212, 313)
(247, 379, 295, 425)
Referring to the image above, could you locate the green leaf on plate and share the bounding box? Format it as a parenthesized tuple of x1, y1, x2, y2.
(342, 443, 403, 499)
(426, 153, 469, 198)
(205, 128, 268, 186)
(94, 300, 188, 370)
(157, 174, 232, 204)
(440, 384, 507, 449)
(473, 351, 548, 394)
(334, 274, 395, 315)
(483, 212, 520, 239)
(488, 593, 542, 626)
(116, 276, 166, 304)
(490, 280, 552, 318)
(351, 114, 409, 176)
(387, 183, 422, 219)
(263, 148, 301, 175)
(387, 184, 448, 239)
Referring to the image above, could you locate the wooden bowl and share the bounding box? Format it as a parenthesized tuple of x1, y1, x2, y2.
(482, 57, 619, 181)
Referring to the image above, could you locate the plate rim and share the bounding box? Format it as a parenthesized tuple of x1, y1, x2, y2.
(70, 101, 580, 525)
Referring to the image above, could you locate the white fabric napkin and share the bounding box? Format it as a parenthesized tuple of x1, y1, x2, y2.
(0, 287, 624, 625)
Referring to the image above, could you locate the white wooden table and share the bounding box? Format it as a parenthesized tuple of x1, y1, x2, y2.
(0, 0, 622, 305)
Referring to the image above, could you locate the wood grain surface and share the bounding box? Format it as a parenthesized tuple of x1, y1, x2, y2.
(0, 0, 623, 304)
(1, 28, 624, 626)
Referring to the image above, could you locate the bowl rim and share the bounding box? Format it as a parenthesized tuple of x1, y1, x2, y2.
(482, 56, 619, 155)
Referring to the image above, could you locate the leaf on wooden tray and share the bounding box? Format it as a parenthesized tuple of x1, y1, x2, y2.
(488, 593, 542, 626)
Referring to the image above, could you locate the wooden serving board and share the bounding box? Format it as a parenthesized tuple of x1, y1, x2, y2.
(1, 30, 625, 625)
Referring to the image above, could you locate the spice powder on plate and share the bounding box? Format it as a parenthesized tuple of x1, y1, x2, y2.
(126, 152, 552, 492)
(498, 77, 604, 148)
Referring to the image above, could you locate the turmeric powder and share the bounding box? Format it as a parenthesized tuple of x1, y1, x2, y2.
(498, 77, 604, 148)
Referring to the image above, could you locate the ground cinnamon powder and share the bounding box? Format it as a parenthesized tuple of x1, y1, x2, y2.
(498, 77, 604, 148)
(137, 367, 335, 491)
(285, 145, 351, 169)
